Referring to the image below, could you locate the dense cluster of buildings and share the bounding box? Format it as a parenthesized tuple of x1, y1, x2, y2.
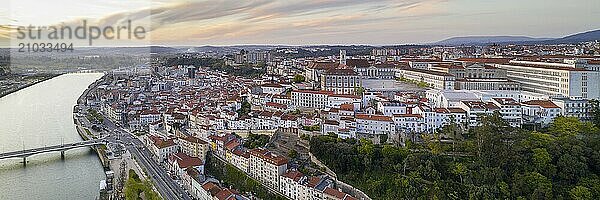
(92, 62, 357, 199)
(90, 42, 599, 199)
(260, 48, 599, 143)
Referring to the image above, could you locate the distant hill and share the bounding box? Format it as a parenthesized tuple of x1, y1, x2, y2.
(433, 36, 552, 46)
(432, 29, 600, 45)
(545, 29, 600, 44)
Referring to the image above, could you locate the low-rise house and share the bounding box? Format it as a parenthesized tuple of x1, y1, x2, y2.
(265, 102, 289, 112)
(393, 114, 424, 134)
(260, 83, 286, 95)
(230, 148, 250, 173)
(355, 114, 394, 135)
(522, 100, 561, 127)
(207, 133, 236, 158)
(322, 120, 341, 135)
(279, 170, 307, 200)
(182, 167, 205, 199)
(327, 94, 361, 109)
(140, 109, 162, 126)
(198, 181, 249, 200)
(323, 188, 357, 200)
(491, 98, 522, 127)
(168, 152, 204, 178)
(458, 101, 500, 127)
(179, 135, 210, 160)
(377, 100, 408, 116)
(199, 182, 221, 200)
(145, 134, 179, 163)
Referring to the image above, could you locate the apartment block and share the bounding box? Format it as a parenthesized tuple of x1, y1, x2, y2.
(292, 90, 334, 109)
(249, 148, 288, 191)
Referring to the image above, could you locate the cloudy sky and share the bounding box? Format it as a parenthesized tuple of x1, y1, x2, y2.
(2, 0, 600, 46)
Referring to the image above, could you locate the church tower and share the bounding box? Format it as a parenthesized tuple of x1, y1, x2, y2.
(340, 50, 347, 65)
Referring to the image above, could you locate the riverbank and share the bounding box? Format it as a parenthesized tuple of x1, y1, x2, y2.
(0, 73, 106, 200)
(0, 73, 62, 98)
(72, 74, 110, 169)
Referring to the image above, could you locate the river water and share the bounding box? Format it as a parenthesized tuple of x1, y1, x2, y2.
(0, 73, 105, 200)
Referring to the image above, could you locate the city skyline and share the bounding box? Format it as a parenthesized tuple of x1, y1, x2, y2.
(2, 0, 600, 46)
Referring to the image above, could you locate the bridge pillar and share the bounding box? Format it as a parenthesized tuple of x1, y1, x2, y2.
(61, 151, 65, 159)
(22, 157, 26, 166)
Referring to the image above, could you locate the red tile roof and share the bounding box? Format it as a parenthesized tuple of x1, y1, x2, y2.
(457, 58, 511, 64)
(183, 135, 208, 144)
(522, 100, 560, 108)
(202, 182, 221, 196)
(324, 68, 358, 75)
(224, 139, 240, 151)
(215, 188, 234, 200)
(345, 59, 370, 68)
(293, 89, 334, 95)
(282, 170, 304, 182)
(324, 188, 351, 200)
(249, 148, 288, 166)
(393, 114, 423, 118)
(148, 135, 176, 149)
(308, 62, 340, 70)
(356, 114, 393, 122)
(266, 102, 288, 109)
(492, 98, 520, 105)
(461, 101, 500, 110)
(306, 176, 322, 188)
(502, 62, 588, 71)
(170, 152, 203, 169)
(340, 103, 354, 111)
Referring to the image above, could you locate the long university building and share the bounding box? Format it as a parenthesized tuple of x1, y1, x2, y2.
(497, 61, 600, 99)
(320, 69, 362, 95)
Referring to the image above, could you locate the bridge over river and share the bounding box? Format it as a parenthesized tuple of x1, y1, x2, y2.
(0, 138, 106, 165)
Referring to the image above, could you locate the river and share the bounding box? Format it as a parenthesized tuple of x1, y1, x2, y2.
(0, 73, 106, 200)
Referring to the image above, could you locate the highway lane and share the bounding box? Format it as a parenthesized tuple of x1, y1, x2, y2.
(83, 104, 193, 200)
(126, 144, 178, 200)
(102, 123, 186, 199)
(122, 132, 192, 200)
(109, 127, 191, 200)
(107, 129, 180, 200)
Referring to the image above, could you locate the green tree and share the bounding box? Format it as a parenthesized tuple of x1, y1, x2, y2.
(237, 99, 251, 116)
(450, 162, 467, 183)
(531, 148, 556, 178)
(589, 99, 600, 128)
(570, 186, 592, 200)
(513, 172, 553, 199)
(548, 116, 598, 136)
(288, 149, 298, 159)
(354, 86, 366, 95)
(379, 134, 388, 144)
(293, 74, 305, 83)
(357, 139, 374, 156)
(307, 115, 600, 200)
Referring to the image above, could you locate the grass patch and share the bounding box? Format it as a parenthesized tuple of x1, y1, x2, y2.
(125, 169, 161, 200)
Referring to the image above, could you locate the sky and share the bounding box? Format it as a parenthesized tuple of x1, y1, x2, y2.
(1, 0, 600, 46)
